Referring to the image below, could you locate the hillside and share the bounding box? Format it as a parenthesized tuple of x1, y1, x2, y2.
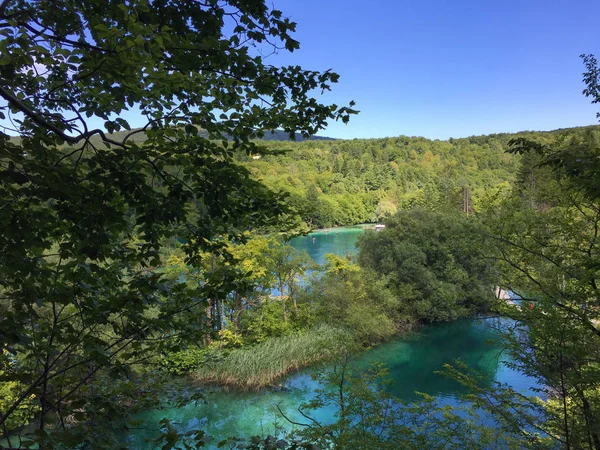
(240, 125, 600, 227)
(8, 123, 599, 228)
(87, 128, 336, 144)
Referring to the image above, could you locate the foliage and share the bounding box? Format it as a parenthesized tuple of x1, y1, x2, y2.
(156, 52, 600, 450)
(158, 235, 317, 348)
(0, 0, 354, 445)
(154, 425, 320, 450)
(478, 57, 600, 449)
(485, 193, 600, 449)
(323, 253, 360, 277)
(375, 199, 398, 221)
(544, 386, 600, 450)
(283, 355, 530, 450)
(270, 242, 318, 323)
(440, 361, 555, 449)
(310, 254, 400, 344)
(0, 350, 38, 433)
(237, 129, 547, 228)
(357, 208, 496, 322)
(160, 348, 208, 376)
(240, 126, 600, 229)
(241, 300, 297, 342)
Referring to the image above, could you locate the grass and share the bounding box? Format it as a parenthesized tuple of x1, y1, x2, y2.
(193, 324, 351, 390)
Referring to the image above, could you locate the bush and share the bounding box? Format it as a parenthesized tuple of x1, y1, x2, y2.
(160, 348, 208, 376)
(0, 350, 39, 432)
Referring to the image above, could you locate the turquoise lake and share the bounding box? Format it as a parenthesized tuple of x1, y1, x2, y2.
(128, 226, 537, 448)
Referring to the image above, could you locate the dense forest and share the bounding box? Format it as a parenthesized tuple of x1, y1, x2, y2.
(154, 123, 600, 448)
(239, 128, 594, 228)
(5, 121, 600, 447)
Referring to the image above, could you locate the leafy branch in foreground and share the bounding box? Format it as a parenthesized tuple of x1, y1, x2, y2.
(0, 0, 355, 447)
(276, 355, 536, 450)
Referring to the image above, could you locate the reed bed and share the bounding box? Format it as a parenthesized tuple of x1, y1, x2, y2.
(193, 325, 350, 390)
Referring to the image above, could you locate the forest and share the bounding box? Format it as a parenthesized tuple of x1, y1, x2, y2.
(1, 0, 600, 449)
(238, 128, 579, 228)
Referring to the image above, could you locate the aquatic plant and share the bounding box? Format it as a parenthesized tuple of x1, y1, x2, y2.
(193, 325, 350, 390)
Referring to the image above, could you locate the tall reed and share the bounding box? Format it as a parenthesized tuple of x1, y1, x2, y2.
(193, 325, 350, 390)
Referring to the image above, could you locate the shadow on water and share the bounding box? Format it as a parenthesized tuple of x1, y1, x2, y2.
(355, 320, 498, 401)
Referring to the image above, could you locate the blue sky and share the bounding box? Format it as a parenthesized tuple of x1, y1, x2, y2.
(269, 0, 600, 139)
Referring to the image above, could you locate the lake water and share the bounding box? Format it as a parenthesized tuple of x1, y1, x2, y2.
(128, 227, 537, 448)
(288, 224, 369, 265)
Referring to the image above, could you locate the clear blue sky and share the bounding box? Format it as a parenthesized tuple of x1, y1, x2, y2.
(269, 0, 600, 140)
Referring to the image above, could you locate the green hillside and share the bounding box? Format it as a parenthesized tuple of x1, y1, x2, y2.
(240, 126, 600, 227)
(10, 124, 598, 229)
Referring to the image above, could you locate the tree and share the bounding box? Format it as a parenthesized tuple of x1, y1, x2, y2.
(484, 158, 600, 450)
(270, 242, 316, 322)
(0, 0, 355, 446)
(374, 199, 397, 222)
(226, 235, 278, 330)
(281, 354, 527, 450)
(357, 208, 496, 323)
(315, 254, 398, 343)
(478, 56, 600, 448)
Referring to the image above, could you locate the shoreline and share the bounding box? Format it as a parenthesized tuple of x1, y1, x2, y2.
(184, 307, 515, 394)
(188, 320, 422, 392)
(307, 222, 376, 234)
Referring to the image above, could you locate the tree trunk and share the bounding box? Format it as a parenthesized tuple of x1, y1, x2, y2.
(204, 298, 214, 346)
(234, 292, 243, 331)
(573, 383, 600, 450)
(219, 299, 225, 331)
(279, 280, 287, 322)
(289, 281, 298, 314)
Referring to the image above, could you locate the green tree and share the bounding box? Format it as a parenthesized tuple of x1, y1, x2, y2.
(485, 176, 600, 450)
(311, 254, 398, 343)
(283, 355, 528, 450)
(0, 0, 354, 446)
(270, 242, 316, 322)
(374, 198, 397, 221)
(357, 208, 496, 322)
(479, 59, 600, 447)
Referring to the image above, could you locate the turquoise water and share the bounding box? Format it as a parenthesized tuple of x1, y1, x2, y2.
(128, 227, 537, 448)
(288, 225, 369, 265)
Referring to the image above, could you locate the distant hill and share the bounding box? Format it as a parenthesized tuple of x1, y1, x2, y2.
(9, 124, 600, 146)
(82, 123, 600, 146)
(6, 123, 600, 229)
(7, 127, 335, 147)
(93, 127, 336, 144)
(260, 130, 335, 141)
